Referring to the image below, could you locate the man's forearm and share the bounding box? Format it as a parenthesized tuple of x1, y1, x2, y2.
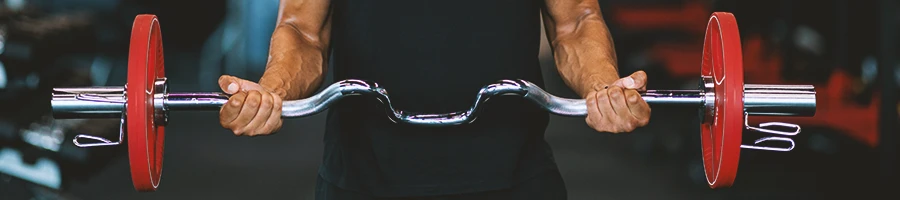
(258, 0, 332, 100)
(544, 3, 620, 98)
(259, 23, 329, 100)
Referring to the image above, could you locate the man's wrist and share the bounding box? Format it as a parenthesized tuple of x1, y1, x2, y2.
(579, 70, 618, 97)
(259, 75, 292, 100)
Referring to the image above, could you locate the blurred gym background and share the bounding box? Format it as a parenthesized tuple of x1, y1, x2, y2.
(0, 0, 897, 199)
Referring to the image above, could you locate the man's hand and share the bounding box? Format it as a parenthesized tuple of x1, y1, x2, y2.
(214, 0, 330, 136)
(584, 71, 651, 133)
(218, 75, 283, 136)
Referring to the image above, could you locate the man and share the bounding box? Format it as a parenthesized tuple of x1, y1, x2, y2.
(217, 0, 651, 199)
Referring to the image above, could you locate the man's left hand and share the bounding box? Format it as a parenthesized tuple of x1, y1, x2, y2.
(584, 71, 651, 133)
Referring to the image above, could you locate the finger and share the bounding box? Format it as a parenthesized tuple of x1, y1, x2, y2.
(596, 88, 618, 132)
(228, 90, 263, 135)
(608, 86, 635, 132)
(218, 75, 264, 94)
(261, 95, 284, 134)
(242, 91, 274, 136)
(219, 92, 248, 128)
(585, 92, 603, 130)
(610, 71, 648, 91)
(629, 70, 648, 91)
(218, 75, 242, 94)
(625, 90, 651, 126)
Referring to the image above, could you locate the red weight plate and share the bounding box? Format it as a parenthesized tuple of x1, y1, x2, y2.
(699, 12, 744, 189)
(126, 14, 166, 192)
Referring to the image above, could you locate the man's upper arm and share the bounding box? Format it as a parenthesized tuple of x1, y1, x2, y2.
(541, 0, 606, 44)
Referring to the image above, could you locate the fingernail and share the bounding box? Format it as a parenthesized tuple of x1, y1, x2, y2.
(227, 83, 238, 93)
(624, 77, 635, 88)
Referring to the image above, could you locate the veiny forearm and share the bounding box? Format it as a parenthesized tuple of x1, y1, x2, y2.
(544, 1, 619, 98)
(259, 24, 329, 100)
(258, 0, 332, 100)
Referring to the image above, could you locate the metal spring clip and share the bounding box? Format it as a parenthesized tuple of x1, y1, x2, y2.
(71, 92, 126, 147)
(739, 112, 799, 152)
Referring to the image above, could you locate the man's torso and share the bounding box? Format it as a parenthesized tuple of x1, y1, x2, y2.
(320, 0, 557, 197)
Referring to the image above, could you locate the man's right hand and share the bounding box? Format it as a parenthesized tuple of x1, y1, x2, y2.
(216, 0, 332, 136)
(218, 75, 283, 136)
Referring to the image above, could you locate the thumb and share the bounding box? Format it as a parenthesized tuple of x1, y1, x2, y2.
(218, 75, 263, 94)
(611, 71, 648, 91)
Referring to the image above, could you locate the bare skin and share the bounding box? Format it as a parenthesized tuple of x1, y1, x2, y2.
(542, 0, 651, 133)
(219, 0, 650, 136)
(218, 0, 332, 136)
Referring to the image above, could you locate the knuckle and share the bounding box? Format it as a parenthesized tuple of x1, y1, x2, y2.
(229, 95, 245, 107)
(246, 96, 261, 108)
(608, 87, 624, 98)
(259, 97, 273, 109)
(585, 94, 596, 104)
(626, 91, 641, 104)
(228, 100, 241, 107)
(596, 90, 608, 99)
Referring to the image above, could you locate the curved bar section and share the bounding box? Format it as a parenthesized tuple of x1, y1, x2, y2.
(389, 80, 530, 126)
(278, 79, 580, 126)
(282, 79, 378, 117)
(520, 80, 588, 116)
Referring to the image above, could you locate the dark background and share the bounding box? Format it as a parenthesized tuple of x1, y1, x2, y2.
(1, 0, 898, 199)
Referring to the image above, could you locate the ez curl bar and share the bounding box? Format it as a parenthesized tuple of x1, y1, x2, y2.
(49, 13, 817, 191)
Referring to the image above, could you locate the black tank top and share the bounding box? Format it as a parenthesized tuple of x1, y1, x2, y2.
(321, 0, 555, 197)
